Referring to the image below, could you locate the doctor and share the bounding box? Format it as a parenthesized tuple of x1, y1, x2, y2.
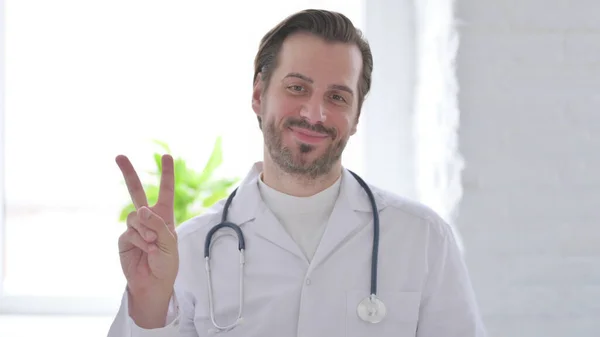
(108, 9, 487, 337)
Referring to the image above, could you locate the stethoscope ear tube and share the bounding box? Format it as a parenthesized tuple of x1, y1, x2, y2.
(204, 187, 243, 259)
(204, 219, 246, 332)
(348, 170, 380, 297)
(203, 170, 386, 328)
(204, 221, 246, 258)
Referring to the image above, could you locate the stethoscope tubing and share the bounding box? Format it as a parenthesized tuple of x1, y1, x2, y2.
(202, 170, 381, 331)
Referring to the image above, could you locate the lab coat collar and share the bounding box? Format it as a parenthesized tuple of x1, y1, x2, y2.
(229, 161, 387, 220)
(311, 163, 388, 268)
(220, 161, 264, 226)
(225, 161, 389, 264)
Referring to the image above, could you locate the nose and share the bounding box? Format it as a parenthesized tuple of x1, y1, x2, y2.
(299, 97, 327, 123)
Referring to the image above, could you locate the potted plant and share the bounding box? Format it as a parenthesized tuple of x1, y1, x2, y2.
(119, 136, 240, 226)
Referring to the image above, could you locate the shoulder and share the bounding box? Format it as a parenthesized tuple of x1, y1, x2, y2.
(370, 185, 464, 269)
(370, 184, 455, 241)
(173, 198, 227, 245)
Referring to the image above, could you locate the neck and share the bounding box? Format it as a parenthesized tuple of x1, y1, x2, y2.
(261, 158, 343, 198)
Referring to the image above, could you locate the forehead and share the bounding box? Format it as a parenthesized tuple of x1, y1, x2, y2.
(274, 32, 363, 88)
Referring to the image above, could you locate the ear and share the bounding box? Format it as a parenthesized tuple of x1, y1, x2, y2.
(252, 73, 263, 116)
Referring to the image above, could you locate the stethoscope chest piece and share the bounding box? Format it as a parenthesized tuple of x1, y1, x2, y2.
(204, 170, 385, 331)
(357, 295, 387, 324)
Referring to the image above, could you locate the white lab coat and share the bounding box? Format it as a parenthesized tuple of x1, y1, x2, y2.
(108, 162, 487, 337)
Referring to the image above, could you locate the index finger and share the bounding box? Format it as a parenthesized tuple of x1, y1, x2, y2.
(157, 154, 175, 209)
(115, 154, 148, 209)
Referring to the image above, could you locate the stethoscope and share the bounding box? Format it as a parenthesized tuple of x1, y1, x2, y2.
(204, 170, 386, 333)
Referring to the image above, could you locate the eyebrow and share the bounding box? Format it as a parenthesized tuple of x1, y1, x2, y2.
(284, 72, 354, 96)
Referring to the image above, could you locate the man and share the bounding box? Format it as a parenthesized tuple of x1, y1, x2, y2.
(108, 9, 487, 337)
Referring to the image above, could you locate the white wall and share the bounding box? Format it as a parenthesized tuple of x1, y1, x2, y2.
(455, 0, 600, 336)
(362, 0, 417, 201)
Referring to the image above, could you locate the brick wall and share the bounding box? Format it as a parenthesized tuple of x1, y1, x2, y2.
(455, 0, 600, 336)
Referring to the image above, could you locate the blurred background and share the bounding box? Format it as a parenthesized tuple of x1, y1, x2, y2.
(0, 0, 598, 336)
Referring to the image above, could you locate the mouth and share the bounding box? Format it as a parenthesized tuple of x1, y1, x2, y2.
(288, 126, 330, 144)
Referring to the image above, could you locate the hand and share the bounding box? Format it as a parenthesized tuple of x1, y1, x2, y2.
(115, 154, 179, 328)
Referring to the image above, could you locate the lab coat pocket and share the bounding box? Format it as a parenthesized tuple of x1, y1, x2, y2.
(345, 289, 421, 337)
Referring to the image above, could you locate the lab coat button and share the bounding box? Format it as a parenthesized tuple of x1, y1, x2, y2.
(305, 278, 311, 285)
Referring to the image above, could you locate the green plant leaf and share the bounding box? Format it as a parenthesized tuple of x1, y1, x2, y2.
(119, 203, 136, 221)
(196, 136, 223, 187)
(174, 157, 189, 186)
(152, 140, 173, 173)
(202, 189, 229, 208)
(153, 153, 162, 173)
(204, 177, 239, 192)
(145, 184, 160, 205)
(118, 137, 239, 227)
(152, 139, 172, 154)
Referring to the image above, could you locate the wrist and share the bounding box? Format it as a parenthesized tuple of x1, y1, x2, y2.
(127, 286, 174, 329)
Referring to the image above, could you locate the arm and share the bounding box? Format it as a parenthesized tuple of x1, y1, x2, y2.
(416, 218, 487, 337)
(107, 287, 198, 337)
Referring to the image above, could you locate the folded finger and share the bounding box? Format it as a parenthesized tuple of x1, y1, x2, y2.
(137, 207, 174, 240)
(127, 211, 157, 242)
(119, 228, 150, 254)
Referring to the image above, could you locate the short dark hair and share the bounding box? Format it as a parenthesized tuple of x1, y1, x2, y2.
(253, 9, 373, 114)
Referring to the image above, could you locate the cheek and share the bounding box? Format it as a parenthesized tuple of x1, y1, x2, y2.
(265, 97, 301, 123)
(330, 111, 355, 134)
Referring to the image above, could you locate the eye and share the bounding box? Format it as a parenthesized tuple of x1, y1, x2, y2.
(331, 94, 347, 103)
(288, 85, 305, 92)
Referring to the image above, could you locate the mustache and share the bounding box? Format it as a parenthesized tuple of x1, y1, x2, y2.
(284, 118, 337, 138)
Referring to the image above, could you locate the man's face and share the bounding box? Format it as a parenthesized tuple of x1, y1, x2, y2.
(252, 32, 363, 178)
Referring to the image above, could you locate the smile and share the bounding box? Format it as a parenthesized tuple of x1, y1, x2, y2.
(288, 127, 329, 144)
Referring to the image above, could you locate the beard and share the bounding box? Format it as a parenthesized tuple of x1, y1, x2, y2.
(262, 116, 348, 179)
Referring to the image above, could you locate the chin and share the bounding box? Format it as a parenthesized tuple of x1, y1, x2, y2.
(288, 140, 326, 155)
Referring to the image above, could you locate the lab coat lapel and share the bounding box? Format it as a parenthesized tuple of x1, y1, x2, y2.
(251, 204, 307, 262)
(309, 168, 386, 269)
(230, 162, 306, 262)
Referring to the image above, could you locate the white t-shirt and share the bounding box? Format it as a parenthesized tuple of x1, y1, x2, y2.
(257, 174, 342, 261)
